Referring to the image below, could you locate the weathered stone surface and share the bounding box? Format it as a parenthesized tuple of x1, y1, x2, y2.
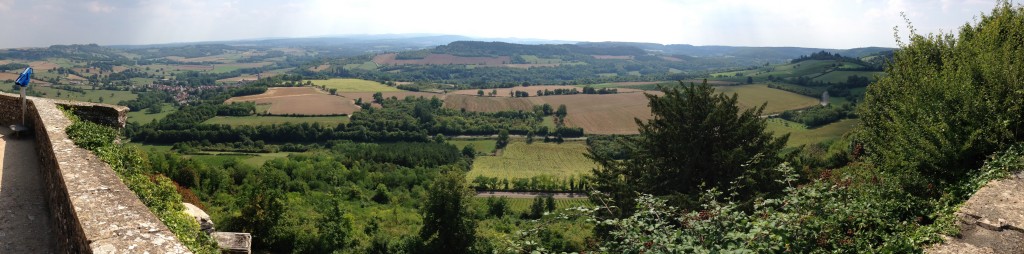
(183, 203, 215, 234)
(0, 127, 57, 253)
(212, 232, 252, 254)
(927, 171, 1024, 254)
(1, 91, 189, 253)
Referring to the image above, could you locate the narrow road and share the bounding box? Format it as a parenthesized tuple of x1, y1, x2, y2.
(0, 127, 57, 253)
(475, 191, 589, 199)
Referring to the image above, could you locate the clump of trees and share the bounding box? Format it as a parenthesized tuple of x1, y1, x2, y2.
(590, 80, 788, 212)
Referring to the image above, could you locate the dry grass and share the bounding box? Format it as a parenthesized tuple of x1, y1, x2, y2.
(443, 94, 534, 112)
(225, 87, 359, 115)
(468, 140, 596, 180)
(535, 92, 658, 135)
(449, 85, 645, 97)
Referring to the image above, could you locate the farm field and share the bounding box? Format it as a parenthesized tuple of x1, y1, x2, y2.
(710, 60, 864, 83)
(203, 115, 350, 126)
(342, 91, 444, 107)
(342, 61, 378, 70)
(812, 71, 885, 83)
(445, 84, 819, 135)
(211, 62, 274, 73)
(309, 78, 399, 92)
(134, 143, 291, 167)
(534, 92, 656, 135)
(217, 68, 293, 82)
(191, 152, 291, 168)
(373, 53, 511, 66)
(225, 87, 359, 115)
(473, 197, 593, 213)
(443, 94, 534, 112)
(449, 139, 498, 154)
(766, 118, 862, 147)
(18, 86, 138, 104)
(714, 84, 820, 114)
(127, 103, 178, 124)
(468, 141, 596, 181)
(449, 85, 644, 97)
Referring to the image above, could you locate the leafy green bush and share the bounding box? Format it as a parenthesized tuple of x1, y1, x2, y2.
(859, 2, 1024, 188)
(63, 109, 220, 253)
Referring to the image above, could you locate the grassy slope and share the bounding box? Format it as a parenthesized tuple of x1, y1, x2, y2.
(715, 84, 821, 114)
(765, 118, 861, 147)
(449, 139, 498, 154)
(469, 141, 596, 180)
(309, 78, 399, 92)
(127, 103, 178, 124)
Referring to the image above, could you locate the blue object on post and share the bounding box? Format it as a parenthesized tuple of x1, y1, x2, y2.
(15, 67, 33, 87)
(11, 67, 33, 135)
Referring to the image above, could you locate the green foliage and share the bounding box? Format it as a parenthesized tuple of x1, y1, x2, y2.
(63, 109, 219, 253)
(590, 80, 789, 212)
(859, 2, 1024, 189)
(64, 116, 119, 151)
(420, 170, 477, 254)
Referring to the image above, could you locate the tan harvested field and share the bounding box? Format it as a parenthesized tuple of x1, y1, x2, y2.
(165, 54, 234, 63)
(450, 85, 645, 97)
(342, 91, 445, 106)
(225, 87, 360, 115)
(66, 74, 87, 80)
(28, 61, 60, 70)
(535, 93, 659, 135)
(217, 68, 293, 82)
(446, 84, 817, 134)
(373, 53, 511, 66)
(591, 55, 634, 60)
(444, 94, 535, 112)
(0, 72, 49, 84)
(112, 66, 129, 73)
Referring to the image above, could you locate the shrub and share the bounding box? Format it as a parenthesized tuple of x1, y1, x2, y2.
(859, 2, 1024, 189)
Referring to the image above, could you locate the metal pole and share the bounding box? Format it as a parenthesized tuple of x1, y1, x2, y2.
(20, 87, 26, 126)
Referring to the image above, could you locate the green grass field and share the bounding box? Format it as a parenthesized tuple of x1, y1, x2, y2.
(766, 118, 862, 147)
(520, 55, 565, 64)
(132, 143, 290, 167)
(469, 141, 596, 180)
(343, 61, 378, 70)
(308, 78, 399, 92)
(474, 197, 593, 213)
(449, 139, 498, 154)
(8, 86, 139, 104)
(202, 115, 350, 127)
(710, 60, 867, 83)
(715, 84, 821, 114)
(127, 103, 178, 124)
(813, 71, 885, 83)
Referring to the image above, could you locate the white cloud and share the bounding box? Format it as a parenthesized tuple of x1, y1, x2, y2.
(87, 1, 114, 13)
(0, 0, 1004, 49)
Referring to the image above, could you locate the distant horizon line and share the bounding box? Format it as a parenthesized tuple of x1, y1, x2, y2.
(0, 33, 894, 51)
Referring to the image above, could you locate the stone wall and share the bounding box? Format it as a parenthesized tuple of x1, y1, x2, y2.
(0, 91, 190, 253)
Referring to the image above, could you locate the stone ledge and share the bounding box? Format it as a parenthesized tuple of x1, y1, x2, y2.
(927, 171, 1024, 254)
(0, 91, 189, 253)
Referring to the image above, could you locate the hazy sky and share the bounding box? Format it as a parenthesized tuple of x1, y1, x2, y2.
(0, 0, 1001, 49)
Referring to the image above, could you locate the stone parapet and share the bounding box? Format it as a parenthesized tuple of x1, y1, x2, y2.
(0, 91, 189, 253)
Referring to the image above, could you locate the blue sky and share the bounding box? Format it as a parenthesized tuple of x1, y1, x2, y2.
(0, 0, 1001, 49)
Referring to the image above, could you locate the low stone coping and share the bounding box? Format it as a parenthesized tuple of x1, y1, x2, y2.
(0, 92, 190, 253)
